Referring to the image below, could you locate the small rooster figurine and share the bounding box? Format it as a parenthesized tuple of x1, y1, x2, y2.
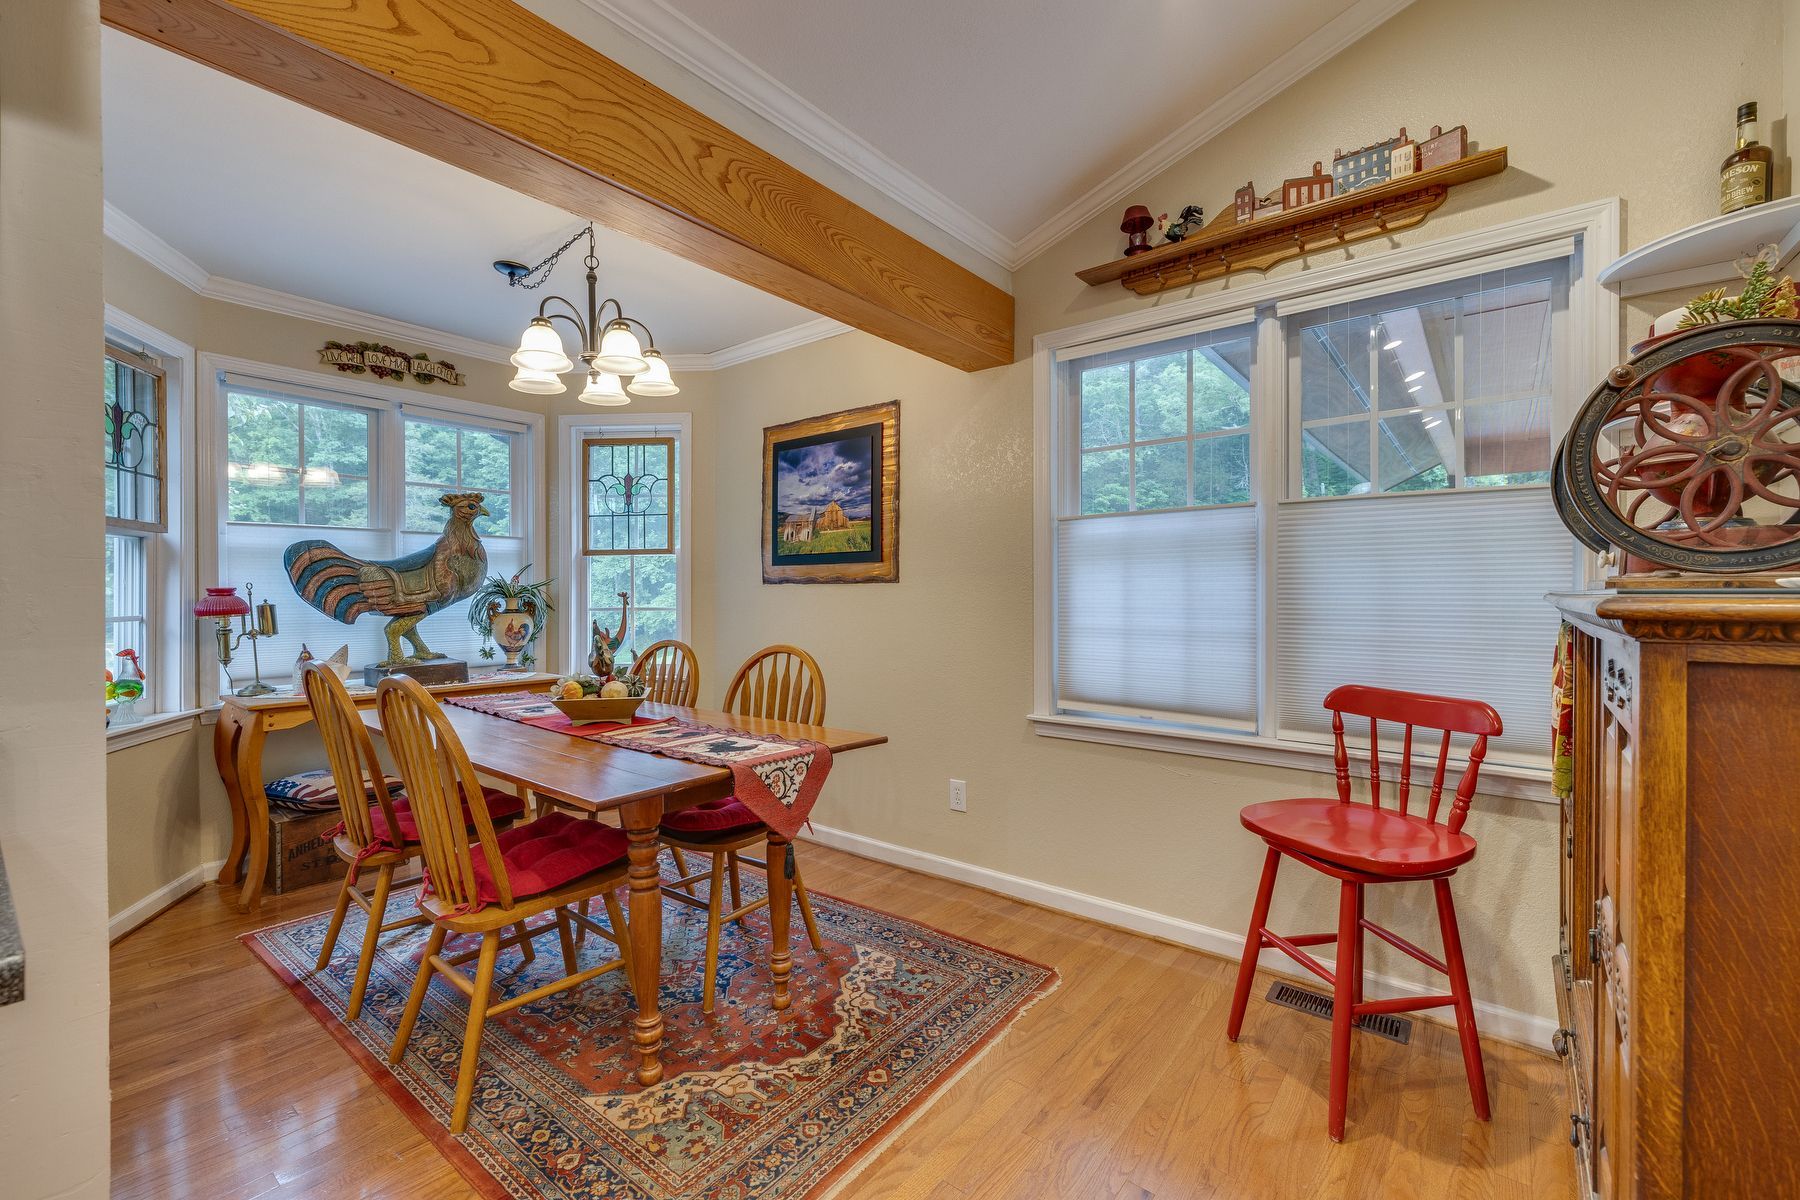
(285, 492, 489, 666)
(588, 591, 630, 678)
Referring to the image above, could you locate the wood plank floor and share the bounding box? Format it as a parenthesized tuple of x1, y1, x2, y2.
(111, 843, 1575, 1199)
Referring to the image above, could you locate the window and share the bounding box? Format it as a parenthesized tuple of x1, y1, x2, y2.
(1042, 250, 1588, 778)
(104, 346, 166, 712)
(581, 433, 679, 667)
(216, 371, 535, 686)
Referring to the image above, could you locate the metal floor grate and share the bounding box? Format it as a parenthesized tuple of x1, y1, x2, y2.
(1265, 981, 1413, 1045)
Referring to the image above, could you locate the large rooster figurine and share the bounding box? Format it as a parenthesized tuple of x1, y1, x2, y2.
(284, 492, 489, 667)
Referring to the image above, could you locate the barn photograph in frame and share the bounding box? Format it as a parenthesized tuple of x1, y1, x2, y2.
(762, 400, 899, 583)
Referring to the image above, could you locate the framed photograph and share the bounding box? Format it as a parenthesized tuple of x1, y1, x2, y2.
(762, 400, 899, 584)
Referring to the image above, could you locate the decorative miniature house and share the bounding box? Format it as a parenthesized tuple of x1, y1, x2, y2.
(1281, 161, 1334, 210)
(1389, 134, 1417, 180)
(1331, 127, 1408, 194)
(1418, 124, 1468, 172)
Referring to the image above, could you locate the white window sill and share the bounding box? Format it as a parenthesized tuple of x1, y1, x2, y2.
(1026, 712, 1556, 804)
(106, 708, 201, 753)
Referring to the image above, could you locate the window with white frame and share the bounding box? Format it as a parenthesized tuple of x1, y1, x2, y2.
(104, 345, 167, 714)
(1046, 254, 1582, 771)
(579, 430, 681, 668)
(216, 371, 534, 686)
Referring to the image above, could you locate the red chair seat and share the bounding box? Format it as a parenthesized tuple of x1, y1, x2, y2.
(1239, 798, 1477, 877)
(660, 798, 761, 837)
(369, 785, 525, 846)
(470, 812, 629, 902)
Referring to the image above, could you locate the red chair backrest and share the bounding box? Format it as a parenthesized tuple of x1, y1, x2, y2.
(1323, 684, 1503, 834)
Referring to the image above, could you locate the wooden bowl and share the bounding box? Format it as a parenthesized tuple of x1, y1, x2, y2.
(550, 694, 646, 724)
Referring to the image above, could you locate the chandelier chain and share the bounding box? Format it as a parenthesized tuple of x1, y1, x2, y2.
(512, 224, 594, 290)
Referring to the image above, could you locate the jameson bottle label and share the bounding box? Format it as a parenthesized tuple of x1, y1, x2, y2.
(1721, 160, 1769, 213)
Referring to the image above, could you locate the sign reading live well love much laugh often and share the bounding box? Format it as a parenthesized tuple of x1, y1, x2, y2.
(318, 340, 466, 386)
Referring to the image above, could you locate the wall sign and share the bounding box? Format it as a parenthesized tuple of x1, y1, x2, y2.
(319, 340, 466, 386)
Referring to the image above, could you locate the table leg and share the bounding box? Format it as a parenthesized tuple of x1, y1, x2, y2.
(233, 717, 271, 912)
(766, 832, 793, 1011)
(212, 708, 249, 886)
(619, 795, 665, 1085)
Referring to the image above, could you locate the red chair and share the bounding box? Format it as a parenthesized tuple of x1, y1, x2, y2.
(1225, 684, 1501, 1141)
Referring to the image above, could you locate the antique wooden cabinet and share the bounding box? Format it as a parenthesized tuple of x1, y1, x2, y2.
(1552, 592, 1800, 1200)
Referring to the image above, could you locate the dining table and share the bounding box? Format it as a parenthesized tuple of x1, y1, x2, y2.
(358, 699, 887, 1086)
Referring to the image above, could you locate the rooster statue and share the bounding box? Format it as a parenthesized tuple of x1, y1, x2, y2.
(284, 492, 489, 667)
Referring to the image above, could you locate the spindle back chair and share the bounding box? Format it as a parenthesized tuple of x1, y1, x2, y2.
(1227, 683, 1504, 1141)
(302, 664, 425, 1019)
(722, 644, 826, 725)
(633, 639, 700, 706)
(376, 675, 634, 1135)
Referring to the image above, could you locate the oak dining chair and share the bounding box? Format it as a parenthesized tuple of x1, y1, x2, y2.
(633, 638, 700, 706)
(657, 644, 828, 1012)
(377, 675, 635, 1135)
(1225, 683, 1502, 1142)
(301, 665, 528, 1020)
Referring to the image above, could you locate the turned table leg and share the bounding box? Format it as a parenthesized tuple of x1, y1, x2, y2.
(766, 832, 794, 1011)
(619, 795, 666, 1085)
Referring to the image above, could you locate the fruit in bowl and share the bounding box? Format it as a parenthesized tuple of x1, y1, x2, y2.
(549, 671, 649, 723)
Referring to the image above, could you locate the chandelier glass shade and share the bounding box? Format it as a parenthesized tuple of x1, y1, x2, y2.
(578, 371, 631, 406)
(500, 226, 673, 406)
(511, 317, 574, 374)
(627, 348, 680, 396)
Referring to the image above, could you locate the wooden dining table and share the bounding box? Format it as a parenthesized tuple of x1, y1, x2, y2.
(358, 699, 886, 1086)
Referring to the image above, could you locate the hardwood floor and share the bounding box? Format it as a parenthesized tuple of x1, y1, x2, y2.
(111, 843, 1574, 1199)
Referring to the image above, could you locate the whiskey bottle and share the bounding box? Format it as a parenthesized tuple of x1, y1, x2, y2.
(1719, 101, 1772, 215)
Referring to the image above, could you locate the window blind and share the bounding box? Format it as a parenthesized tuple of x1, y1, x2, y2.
(1056, 505, 1258, 729)
(1274, 489, 1574, 764)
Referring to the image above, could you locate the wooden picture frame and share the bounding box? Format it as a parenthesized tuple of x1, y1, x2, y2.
(762, 401, 898, 584)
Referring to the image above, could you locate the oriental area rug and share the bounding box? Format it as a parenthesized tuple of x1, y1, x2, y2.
(245, 874, 1056, 1199)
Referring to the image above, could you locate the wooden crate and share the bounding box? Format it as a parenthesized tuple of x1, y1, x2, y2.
(262, 809, 423, 894)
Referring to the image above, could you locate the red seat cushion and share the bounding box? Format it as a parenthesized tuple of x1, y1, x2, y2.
(660, 798, 761, 836)
(1239, 798, 1477, 877)
(470, 812, 629, 902)
(369, 785, 525, 846)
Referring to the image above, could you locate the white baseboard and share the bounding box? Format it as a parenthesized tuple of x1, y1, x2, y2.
(803, 823, 1555, 1051)
(110, 859, 226, 942)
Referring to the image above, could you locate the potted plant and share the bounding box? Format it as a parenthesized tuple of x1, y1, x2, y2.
(467, 565, 555, 670)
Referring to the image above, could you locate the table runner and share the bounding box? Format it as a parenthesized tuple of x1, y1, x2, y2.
(443, 692, 831, 837)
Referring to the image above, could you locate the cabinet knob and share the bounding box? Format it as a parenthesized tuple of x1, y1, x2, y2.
(1569, 1113, 1591, 1147)
(1552, 1027, 1573, 1057)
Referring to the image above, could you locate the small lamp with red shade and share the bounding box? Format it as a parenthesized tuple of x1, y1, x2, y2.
(195, 584, 279, 697)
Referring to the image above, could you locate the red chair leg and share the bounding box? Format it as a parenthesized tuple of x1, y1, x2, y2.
(1434, 878, 1491, 1121)
(1227, 847, 1281, 1042)
(1328, 879, 1358, 1142)
(1351, 884, 1365, 1017)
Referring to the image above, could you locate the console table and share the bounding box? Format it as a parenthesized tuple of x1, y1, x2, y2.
(212, 672, 555, 911)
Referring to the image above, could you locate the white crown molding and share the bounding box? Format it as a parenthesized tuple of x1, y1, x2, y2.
(105, 209, 846, 373)
(572, 0, 1015, 271)
(1009, 0, 1418, 266)
(103, 201, 211, 291)
(198, 275, 520, 364)
(679, 316, 851, 370)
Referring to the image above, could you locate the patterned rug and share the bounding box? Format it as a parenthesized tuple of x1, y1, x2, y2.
(244, 870, 1056, 1199)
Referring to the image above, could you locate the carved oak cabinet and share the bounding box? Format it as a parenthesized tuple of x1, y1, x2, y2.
(1552, 593, 1800, 1200)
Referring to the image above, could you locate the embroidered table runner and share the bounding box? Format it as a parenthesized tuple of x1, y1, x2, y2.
(442, 692, 831, 837)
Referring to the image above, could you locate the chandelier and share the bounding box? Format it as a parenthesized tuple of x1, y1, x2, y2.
(495, 224, 678, 405)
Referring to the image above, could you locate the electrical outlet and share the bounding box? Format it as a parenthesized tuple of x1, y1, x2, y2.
(948, 779, 967, 812)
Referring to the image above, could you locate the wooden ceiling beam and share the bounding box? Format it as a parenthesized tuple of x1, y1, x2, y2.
(101, 0, 1013, 372)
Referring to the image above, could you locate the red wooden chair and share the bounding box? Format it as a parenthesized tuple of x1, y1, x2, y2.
(1225, 684, 1502, 1142)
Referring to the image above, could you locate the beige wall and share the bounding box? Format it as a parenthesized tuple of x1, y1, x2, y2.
(102, 242, 721, 916)
(710, 0, 1797, 1029)
(0, 1, 111, 1194)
